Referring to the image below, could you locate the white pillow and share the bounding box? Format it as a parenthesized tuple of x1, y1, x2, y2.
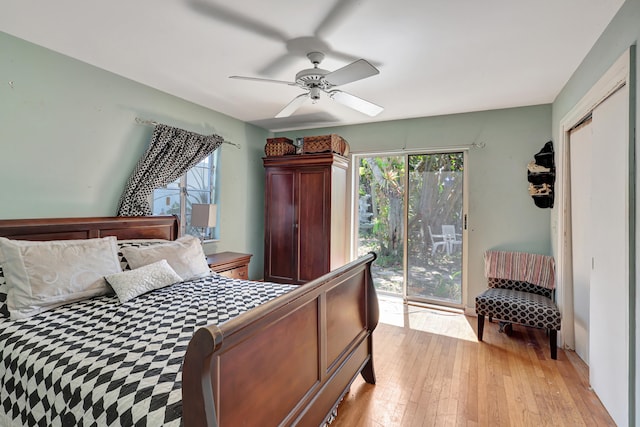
(0, 236, 122, 320)
(120, 235, 210, 281)
(117, 239, 170, 271)
(105, 259, 182, 303)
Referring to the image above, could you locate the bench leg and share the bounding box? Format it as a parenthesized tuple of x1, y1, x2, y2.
(477, 315, 485, 341)
(550, 329, 557, 360)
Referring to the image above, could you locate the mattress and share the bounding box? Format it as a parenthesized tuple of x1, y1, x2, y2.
(0, 275, 295, 426)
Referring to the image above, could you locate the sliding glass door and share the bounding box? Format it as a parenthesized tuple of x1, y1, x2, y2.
(355, 151, 465, 308)
(406, 153, 464, 305)
(356, 156, 405, 295)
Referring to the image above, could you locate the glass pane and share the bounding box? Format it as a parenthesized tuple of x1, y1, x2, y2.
(185, 153, 217, 240)
(407, 153, 463, 305)
(186, 166, 208, 191)
(164, 178, 180, 190)
(356, 156, 405, 295)
(152, 187, 181, 216)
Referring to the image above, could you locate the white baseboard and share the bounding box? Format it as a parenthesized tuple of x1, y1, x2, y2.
(463, 305, 476, 317)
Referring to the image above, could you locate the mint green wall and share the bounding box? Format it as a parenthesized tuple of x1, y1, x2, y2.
(552, 0, 639, 245)
(276, 105, 552, 310)
(0, 32, 268, 279)
(552, 0, 638, 131)
(0, 29, 555, 297)
(551, 0, 639, 423)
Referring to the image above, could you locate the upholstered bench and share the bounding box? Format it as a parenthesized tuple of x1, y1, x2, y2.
(476, 250, 561, 360)
(476, 278, 561, 359)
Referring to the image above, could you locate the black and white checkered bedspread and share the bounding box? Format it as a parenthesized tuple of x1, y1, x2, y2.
(0, 275, 295, 426)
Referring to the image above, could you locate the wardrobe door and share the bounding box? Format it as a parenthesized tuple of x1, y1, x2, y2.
(297, 167, 330, 283)
(264, 168, 296, 283)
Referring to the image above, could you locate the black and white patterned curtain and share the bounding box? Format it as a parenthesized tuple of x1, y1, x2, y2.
(117, 124, 224, 216)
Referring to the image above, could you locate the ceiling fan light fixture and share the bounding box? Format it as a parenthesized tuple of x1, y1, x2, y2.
(310, 86, 321, 102)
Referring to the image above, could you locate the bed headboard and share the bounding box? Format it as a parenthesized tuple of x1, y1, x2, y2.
(0, 216, 180, 241)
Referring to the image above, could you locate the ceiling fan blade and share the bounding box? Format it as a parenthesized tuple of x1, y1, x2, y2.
(276, 93, 309, 118)
(229, 76, 296, 85)
(189, 0, 288, 44)
(329, 90, 383, 117)
(258, 53, 298, 76)
(325, 59, 379, 86)
(314, 0, 362, 38)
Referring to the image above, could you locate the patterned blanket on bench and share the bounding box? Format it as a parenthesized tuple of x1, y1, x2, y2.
(484, 250, 555, 290)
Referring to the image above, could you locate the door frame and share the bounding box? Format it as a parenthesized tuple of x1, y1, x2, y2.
(567, 118, 593, 363)
(554, 47, 634, 426)
(349, 148, 469, 309)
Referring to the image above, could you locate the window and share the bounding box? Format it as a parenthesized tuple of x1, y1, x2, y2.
(151, 151, 219, 240)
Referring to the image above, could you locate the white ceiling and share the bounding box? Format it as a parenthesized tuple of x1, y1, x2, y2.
(1, 0, 624, 132)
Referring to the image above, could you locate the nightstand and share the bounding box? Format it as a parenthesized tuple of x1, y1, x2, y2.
(206, 252, 252, 280)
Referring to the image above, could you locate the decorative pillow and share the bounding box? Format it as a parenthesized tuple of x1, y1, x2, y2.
(0, 267, 8, 317)
(120, 235, 210, 281)
(105, 259, 182, 303)
(0, 236, 122, 320)
(117, 239, 170, 271)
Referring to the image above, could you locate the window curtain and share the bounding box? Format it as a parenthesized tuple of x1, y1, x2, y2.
(117, 124, 224, 216)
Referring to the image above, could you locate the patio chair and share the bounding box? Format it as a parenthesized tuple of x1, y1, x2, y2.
(442, 225, 462, 254)
(428, 225, 448, 256)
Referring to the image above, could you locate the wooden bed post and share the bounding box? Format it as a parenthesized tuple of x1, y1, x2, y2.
(182, 326, 223, 427)
(360, 252, 378, 385)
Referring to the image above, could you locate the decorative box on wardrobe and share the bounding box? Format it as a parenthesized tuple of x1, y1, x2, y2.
(263, 153, 349, 285)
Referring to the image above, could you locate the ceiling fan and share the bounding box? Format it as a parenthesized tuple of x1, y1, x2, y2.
(230, 52, 383, 118)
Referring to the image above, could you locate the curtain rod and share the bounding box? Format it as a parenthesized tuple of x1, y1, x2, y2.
(350, 142, 486, 156)
(135, 117, 241, 149)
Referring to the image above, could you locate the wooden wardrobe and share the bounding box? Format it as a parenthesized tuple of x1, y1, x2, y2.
(263, 153, 349, 285)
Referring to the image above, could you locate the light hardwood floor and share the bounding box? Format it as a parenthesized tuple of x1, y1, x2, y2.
(332, 297, 615, 427)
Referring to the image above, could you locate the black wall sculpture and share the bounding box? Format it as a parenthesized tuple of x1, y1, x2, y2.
(528, 141, 555, 208)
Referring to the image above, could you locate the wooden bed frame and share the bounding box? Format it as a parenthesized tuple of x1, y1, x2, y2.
(0, 216, 379, 427)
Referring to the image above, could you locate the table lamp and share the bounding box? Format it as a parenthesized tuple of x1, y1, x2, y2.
(190, 204, 217, 241)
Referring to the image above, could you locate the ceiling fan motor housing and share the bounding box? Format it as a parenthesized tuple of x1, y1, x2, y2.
(295, 51, 332, 94)
(295, 68, 332, 91)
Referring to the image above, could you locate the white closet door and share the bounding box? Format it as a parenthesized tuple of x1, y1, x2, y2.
(589, 84, 629, 427)
(569, 120, 593, 363)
